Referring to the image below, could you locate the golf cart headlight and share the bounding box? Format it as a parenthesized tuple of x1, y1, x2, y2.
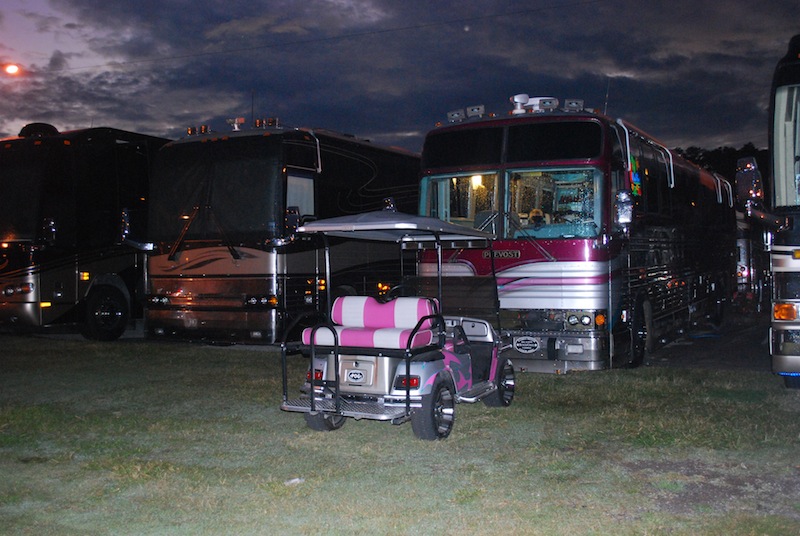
(567, 314, 579, 326)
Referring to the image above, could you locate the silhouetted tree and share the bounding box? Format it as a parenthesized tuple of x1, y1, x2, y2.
(674, 143, 770, 180)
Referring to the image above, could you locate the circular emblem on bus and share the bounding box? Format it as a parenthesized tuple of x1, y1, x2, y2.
(514, 336, 539, 354)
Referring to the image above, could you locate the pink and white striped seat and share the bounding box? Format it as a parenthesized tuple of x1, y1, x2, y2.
(302, 296, 437, 350)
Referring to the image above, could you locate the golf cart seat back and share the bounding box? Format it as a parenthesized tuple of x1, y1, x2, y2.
(302, 296, 440, 350)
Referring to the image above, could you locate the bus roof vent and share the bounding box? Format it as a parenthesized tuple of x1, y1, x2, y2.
(19, 123, 59, 138)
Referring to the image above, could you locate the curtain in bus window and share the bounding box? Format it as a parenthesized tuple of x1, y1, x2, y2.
(773, 85, 800, 208)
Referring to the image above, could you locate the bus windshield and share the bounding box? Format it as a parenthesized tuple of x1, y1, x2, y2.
(0, 148, 48, 241)
(421, 167, 603, 239)
(149, 136, 284, 244)
(773, 84, 800, 208)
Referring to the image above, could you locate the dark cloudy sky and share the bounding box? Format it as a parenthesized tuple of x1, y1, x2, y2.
(0, 0, 797, 153)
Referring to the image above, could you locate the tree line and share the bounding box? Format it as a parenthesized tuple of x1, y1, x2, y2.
(674, 143, 770, 181)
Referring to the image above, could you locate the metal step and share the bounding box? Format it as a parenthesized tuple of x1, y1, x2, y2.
(282, 397, 412, 421)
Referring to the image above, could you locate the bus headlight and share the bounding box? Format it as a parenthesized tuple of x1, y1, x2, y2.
(244, 294, 278, 308)
(566, 310, 606, 330)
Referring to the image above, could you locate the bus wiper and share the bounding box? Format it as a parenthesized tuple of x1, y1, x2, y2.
(505, 212, 557, 262)
(167, 204, 241, 261)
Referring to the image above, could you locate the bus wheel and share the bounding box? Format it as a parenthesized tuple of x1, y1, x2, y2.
(411, 376, 455, 440)
(629, 298, 651, 368)
(304, 412, 347, 431)
(483, 359, 515, 407)
(81, 286, 129, 341)
(784, 376, 800, 389)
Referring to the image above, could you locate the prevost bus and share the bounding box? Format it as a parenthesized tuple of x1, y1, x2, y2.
(145, 119, 420, 343)
(762, 34, 800, 388)
(0, 123, 169, 339)
(417, 95, 737, 372)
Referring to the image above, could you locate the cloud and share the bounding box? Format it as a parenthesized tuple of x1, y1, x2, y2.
(0, 0, 797, 153)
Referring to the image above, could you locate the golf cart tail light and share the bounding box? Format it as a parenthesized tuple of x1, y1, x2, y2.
(395, 376, 420, 389)
(774, 303, 797, 321)
(313, 369, 324, 381)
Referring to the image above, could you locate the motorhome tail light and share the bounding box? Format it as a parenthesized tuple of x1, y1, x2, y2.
(774, 303, 797, 321)
(395, 375, 420, 389)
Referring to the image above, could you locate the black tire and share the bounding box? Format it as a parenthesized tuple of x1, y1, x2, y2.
(483, 359, 515, 407)
(628, 297, 650, 368)
(81, 286, 129, 341)
(411, 376, 455, 440)
(784, 375, 800, 389)
(304, 412, 347, 431)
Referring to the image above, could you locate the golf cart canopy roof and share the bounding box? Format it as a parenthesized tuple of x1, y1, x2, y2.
(297, 210, 493, 249)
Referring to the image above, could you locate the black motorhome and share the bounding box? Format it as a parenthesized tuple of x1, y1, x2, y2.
(0, 124, 168, 339)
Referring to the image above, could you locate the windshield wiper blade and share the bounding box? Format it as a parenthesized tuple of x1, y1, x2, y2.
(167, 204, 241, 261)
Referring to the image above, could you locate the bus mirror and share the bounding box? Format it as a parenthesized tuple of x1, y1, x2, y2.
(285, 206, 301, 234)
(734, 157, 764, 208)
(615, 190, 633, 226)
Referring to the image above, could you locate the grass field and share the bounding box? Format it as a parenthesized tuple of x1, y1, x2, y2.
(1, 334, 799, 535)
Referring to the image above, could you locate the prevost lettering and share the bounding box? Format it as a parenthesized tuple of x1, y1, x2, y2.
(483, 250, 521, 259)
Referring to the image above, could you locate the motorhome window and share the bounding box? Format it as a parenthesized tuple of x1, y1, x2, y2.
(507, 168, 602, 239)
(0, 144, 50, 239)
(422, 128, 504, 168)
(149, 137, 283, 243)
(287, 173, 315, 217)
(772, 84, 800, 207)
(284, 139, 319, 171)
(421, 173, 499, 231)
(507, 122, 602, 162)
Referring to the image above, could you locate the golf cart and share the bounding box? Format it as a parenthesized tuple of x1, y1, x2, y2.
(279, 209, 515, 440)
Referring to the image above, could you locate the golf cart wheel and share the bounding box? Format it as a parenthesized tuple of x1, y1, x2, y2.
(304, 412, 347, 431)
(483, 359, 515, 407)
(411, 376, 455, 440)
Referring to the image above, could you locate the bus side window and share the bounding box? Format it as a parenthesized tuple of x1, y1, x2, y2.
(287, 174, 315, 222)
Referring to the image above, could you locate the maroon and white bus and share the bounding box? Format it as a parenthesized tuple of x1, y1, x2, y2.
(417, 95, 737, 372)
